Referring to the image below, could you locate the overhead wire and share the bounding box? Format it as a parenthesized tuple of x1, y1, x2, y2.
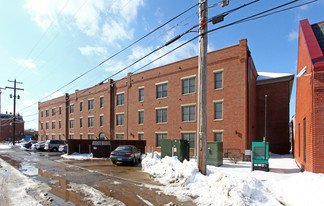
(20, 2, 200, 112)
(21, 0, 317, 122)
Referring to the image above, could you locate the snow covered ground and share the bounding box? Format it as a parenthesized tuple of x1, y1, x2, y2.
(1, 142, 324, 206)
(142, 152, 324, 206)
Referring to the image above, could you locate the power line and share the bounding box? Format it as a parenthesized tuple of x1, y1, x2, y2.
(21, 0, 314, 121)
(20, 2, 200, 112)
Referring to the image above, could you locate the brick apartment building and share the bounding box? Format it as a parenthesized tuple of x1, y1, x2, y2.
(0, 113, 25, 141)
(295, 19, 324, 173)
(38, 39, 293, 156)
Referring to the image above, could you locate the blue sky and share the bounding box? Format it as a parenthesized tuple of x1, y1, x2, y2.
(0, 0, 324, 130)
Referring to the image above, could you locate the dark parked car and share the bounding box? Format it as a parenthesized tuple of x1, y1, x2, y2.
(35, 142, 45, 151)
(59, 144, 68, 153)
(44, 140, 66, 152)
(23, 140, 38, 149)
(110, 145, 141, 165)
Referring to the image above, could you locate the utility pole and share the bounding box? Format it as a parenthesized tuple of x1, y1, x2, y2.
(197, 0, 208, 175)
(0, 87, 4, 140)
(197, 0, 229, 174)
(6, 79, 24, 145)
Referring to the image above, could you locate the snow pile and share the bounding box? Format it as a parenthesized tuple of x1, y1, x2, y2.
(274, 172, 324, 206)
(68, 182, 125, 206)
(0, 143, 11, 150)
(61, 152, 93, 160)
(142, 153, 280, 206)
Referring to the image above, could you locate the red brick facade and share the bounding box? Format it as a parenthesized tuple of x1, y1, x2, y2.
(38, 39, 293, 157)
(0, 114, 25, 141)
(295, 19, 324, 173)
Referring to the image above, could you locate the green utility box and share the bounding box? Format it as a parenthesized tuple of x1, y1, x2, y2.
(207, 141, 223, 167)
(251, 141, 269, 171)
(161, 139, 189, 162)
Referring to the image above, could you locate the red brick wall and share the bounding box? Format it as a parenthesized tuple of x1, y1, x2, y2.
(38, 95, 68, 141)
(312, 70, 324, 173)
(0, 119, 24, 141)
(112, 39, 250, 154)
(256, 81, 291, 154)
(248, 55, 258, 148)
(295, 21, 316, 172)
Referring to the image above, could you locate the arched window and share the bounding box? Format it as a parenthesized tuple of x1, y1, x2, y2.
(99, 133, 105, 140)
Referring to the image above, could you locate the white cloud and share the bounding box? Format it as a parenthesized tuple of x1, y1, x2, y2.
(14, 58, 37, 70)
(46, 90, 65, 99)
(101, 20, 134, 44)
(24, 0, 106, 35)
(288, 30, 299, 41)
(78, 46, 107, 56)
(24, 0, 144, 41)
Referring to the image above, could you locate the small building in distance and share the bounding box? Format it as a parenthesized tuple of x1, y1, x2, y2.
(295, 19, 324, 173)
(0, 113, 25, 141)
(38, 39, 294, 158)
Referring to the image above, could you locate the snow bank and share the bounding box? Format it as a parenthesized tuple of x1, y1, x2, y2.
(142, 153, 280, 206)
(61, 152, 93, 160)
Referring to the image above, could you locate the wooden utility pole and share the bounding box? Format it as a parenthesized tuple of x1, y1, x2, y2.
(197, 0, 208, 175)
(6, 79, 24, 145)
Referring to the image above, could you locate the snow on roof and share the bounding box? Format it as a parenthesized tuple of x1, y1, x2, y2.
(257, 72, 294, 81)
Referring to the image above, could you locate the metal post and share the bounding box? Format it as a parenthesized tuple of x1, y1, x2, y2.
(152, 146, 154, 158)
(89, 144, 91, 154)
(264, 95, 267, 142)
(198, 0, 208, 175)
(79, 144, 81, 153)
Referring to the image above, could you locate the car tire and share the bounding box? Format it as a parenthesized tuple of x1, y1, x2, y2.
(132, 158, 136, 166)
(52, 147, 58, 152)
(112, 161, 116, 164)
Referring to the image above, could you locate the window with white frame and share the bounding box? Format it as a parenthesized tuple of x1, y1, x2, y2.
(100, 115, 104, 127)
(88, 134, 94, 140)
(80, 134, 83, 140)
(80, 118, 83, 128)
(181, 133, 195, 149)
(59, 120, 61, 129)
(182, 105, 196, 122)
(88, 99, 94, 110)
(182, 77, 195, 94)
(80, 102, 83, 112)
(52, 108, 56, 116)
(156, 133, 167, 147)
(138, 111, 144, 125)
(214, 132, 223, 142)
(52, 121, 56, 129)
(46, 122, 49, 130)
(69, 134, 74, 139)
(70, 104, 74, 114)
(52, 134, 55, 139)
(117, 93, 124, 106)
(139, 88, 144, 102)
(116, 134, 124, 140)
(156, 82, 167, 98)
(214, 71, 223, 90)
(138, 133, 144, 140)
(70, 119, 74, 129)
(156, 108, 167, 123)
(214, 101, 223, 120)
(116, 114, 124, 126)
(100, 97, 104, 108)
(88, 117, 94, 128)
(46, 109, 49, 117)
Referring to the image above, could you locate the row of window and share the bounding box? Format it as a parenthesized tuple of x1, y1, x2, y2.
(116, 71, 223, 106)
(42, 115, 105, 130)
(41, 97, 105, 117)
(116, 102, 223, 126)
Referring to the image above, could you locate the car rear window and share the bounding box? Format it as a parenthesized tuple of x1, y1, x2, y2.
(115, 146, 132, 151)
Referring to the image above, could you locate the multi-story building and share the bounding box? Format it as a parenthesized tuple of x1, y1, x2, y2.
(295, 19, 324, 173)
(39, 39, 294, 156)
(0, 113, 25, 141)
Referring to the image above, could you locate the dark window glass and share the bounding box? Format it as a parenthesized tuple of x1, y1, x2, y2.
(156, 83, 168, 98)
(214, 71, 223, 89)
(214, 102, 223, 120)
(156, 108, 167, 123)
(214, 132, 223, 142)
(117, 94, 124, 106)
(156, 133, 167, 147)
(182, 77, 196, 94)
(139, 88, 144, 102)
(182, 105, 196, 122)
(138, 111, 144, 124)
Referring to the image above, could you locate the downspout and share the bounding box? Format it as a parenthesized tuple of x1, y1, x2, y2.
(126, 78, 129, 140)
(246, 51, 250, 151)
(65, 93, 69, 141)
(110, 80, 115, 140)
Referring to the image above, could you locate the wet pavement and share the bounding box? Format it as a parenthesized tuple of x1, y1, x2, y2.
(0, 148, 196, 205)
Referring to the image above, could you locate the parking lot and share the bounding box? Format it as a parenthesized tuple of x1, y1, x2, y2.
(1, 145, 195, 205)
